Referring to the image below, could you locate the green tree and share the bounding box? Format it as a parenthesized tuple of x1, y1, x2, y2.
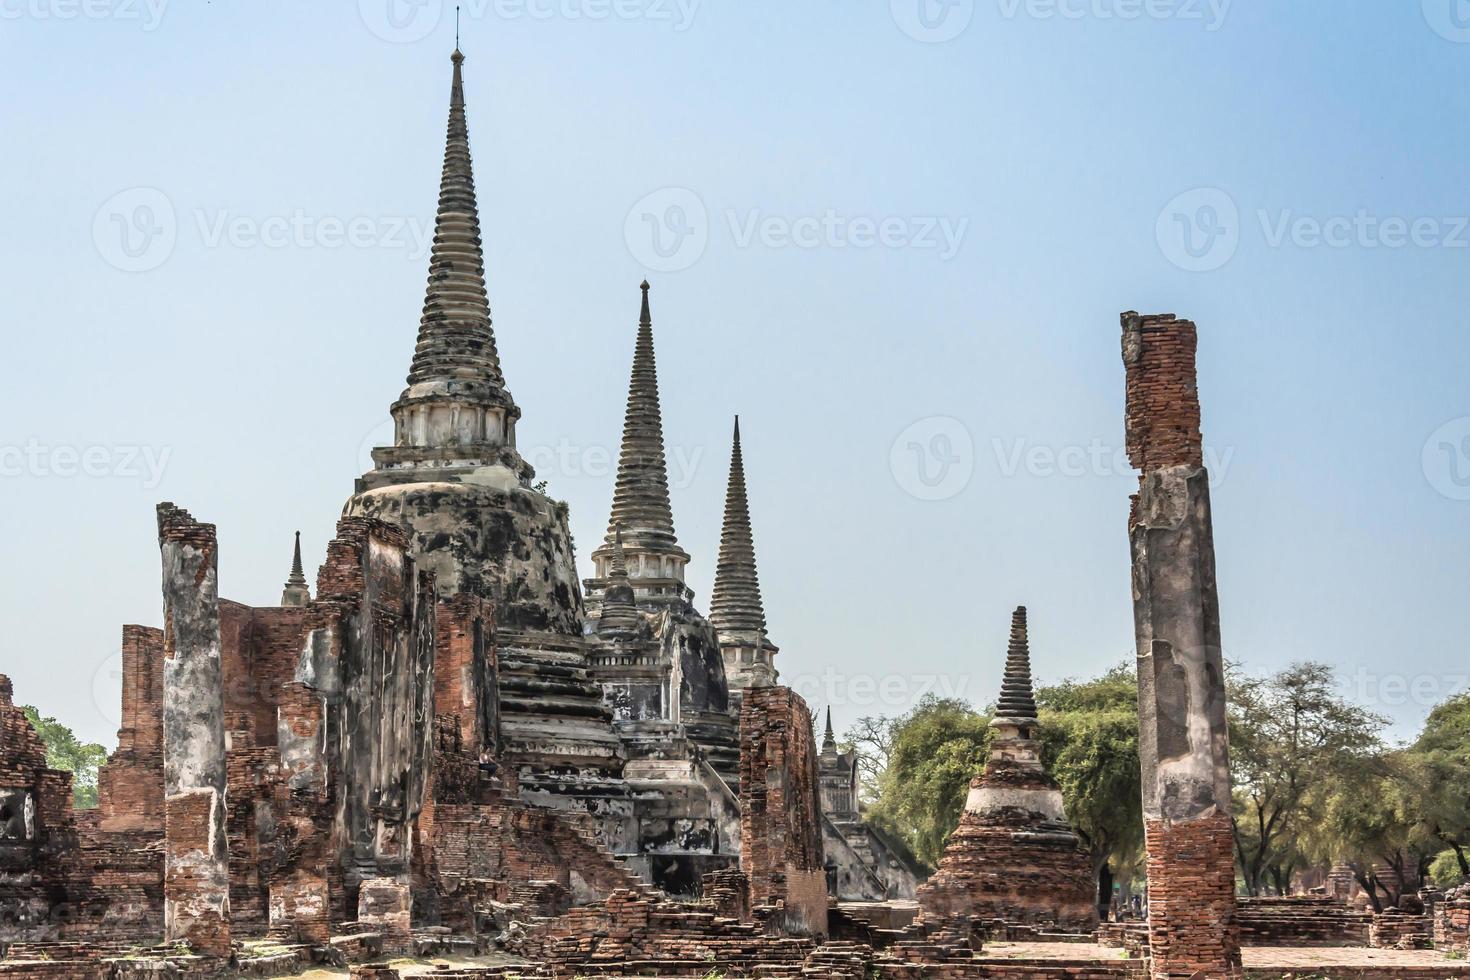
(1407, 691, 1470, 879)
(1037, 664, 1144, 920)
(21, 706, 107, 809)
(864, 696, 991, 869)
(1303, 750, 1434, 911)
(1228, 662, 1387, 895)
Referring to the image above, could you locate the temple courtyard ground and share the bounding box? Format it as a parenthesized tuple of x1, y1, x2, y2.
(276, 944, 1469, 979)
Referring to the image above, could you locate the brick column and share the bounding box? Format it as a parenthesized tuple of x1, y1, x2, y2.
(1121, 314, 1241, 979)
(739, 686, 827, 938)
(157, 503, 232, 958)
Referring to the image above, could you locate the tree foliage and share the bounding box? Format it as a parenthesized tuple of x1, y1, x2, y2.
(1037, 665, 1144, 908)
(1227, 662, 1387, 896)
(21, 706, 108, 809)
(860, 696, 991, 869)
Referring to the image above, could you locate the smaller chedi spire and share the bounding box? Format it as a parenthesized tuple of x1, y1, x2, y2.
(596, 525, 641, 636)
(281, 531, 311, 607)
(711, 416, 779, 697)
(822, 706, 837, 752)
(590, 280, 690, 591)
(993, 606, 1039, 726)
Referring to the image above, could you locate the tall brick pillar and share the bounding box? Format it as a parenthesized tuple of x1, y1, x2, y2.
(157, 503, 232, 958)
(1121, 313, 1241, 979)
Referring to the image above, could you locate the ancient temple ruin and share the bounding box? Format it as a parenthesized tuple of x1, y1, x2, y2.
(916, 607, 1095, 933)
(3, 40, 1466, 980)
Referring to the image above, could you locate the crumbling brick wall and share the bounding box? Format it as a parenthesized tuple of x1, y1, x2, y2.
(1436, 890, 1470, 953)
(739, 686, 827, 938)
(95, 626, 165, 834)
(0, 675, 76, 943)
(434, 594, 497, 759)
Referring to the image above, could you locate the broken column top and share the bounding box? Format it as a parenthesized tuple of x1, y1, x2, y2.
(156, 502, 216, 544)
(1121, 311, 1203, 472)
(0, 675, 11, 706)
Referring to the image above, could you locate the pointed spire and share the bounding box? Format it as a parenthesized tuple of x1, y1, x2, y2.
(710, 416, 768, 636)
(994, 606, 1039, 723)
(281, 531, 311, 608)
(823, 707, 837, 751)
(288, 532, 306, 585)
(404, 48, 511, 401)
(593, 281, 687, 573)
(597, 525, 641, 636)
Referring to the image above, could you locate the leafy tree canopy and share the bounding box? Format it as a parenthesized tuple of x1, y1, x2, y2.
(21, 706, 107, 809)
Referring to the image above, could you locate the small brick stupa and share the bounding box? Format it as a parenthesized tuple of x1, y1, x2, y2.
(916, 607, 1097, 934)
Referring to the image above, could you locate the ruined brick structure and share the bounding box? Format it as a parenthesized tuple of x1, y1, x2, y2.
(739, 687, 827, 938)
(0, 676, 75, 944)
(1122, 312, 1242, 979)
(917, 607, 1096, 934)
(1436, 884, 1470, 953)
(155, 504, 232, 957)
(818, 710, 922, 901)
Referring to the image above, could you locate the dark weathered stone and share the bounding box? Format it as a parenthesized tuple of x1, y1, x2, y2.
(156, 503, 232, 958)
(1122, 312, 1241, 979)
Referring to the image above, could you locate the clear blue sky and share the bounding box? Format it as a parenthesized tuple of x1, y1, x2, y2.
(3, 1, 1468, 748)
